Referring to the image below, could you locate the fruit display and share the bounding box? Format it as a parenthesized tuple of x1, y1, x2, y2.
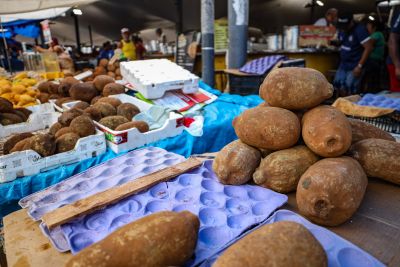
(0, 72, 40, 107)
(76, 59, 122, 82)
(36, 75, 125, 110)
(3, 111, 97, 156)
(214, 66, 399, 227)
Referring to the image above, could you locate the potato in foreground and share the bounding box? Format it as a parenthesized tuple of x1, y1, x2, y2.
(348, 118, 395, 143)
(259, 67, 333, 110)
(66, 211, 199, 267)
(213, 221, 327, 267)
(253, 145, 318, 193)
(233, 107, 300, 150)
(213, 140, 261, 185)
(296, 157, 367, 226)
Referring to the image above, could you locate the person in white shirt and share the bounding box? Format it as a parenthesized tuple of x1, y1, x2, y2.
(314, 8, 338, 27)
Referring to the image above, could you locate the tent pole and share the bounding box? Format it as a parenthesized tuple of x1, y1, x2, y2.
(0, 17, 13, 74)
(88, 25, 93, 48)
(73, 13, 81, 53)
(201, 0, 215, 87)
(228, 0, 248, 69)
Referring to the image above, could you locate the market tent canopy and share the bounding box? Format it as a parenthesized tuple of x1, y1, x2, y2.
(0, 0, 97, 14)
(47, 0, 376, 45)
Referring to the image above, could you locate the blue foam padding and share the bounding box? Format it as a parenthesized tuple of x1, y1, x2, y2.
(200, 210, 385, 267)
(357, 93, 400, 111)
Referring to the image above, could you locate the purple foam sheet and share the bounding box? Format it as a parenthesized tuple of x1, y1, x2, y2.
(200, 209, 385, 267)
(19, 147, 185, 222)
(357, 93, 400, 110)
(57, 160, 287, 266)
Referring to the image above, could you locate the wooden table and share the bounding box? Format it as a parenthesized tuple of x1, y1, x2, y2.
(3, 176, 400, 267)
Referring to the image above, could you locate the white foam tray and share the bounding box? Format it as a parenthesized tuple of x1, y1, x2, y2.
(120, 59, 199, 99)
(0, 103, 58, 139)
(0, 114, 107, 183)
(63, 94, 185, 153)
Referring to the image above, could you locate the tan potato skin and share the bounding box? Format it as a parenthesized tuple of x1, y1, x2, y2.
(115, 121, 149, 132)
(213, 140, 261, 185)
(233, 107, 300, 150)
(213, 221, 327, 267)
(253, 145, 318, 193)
(66, 211, 199, 267)
(302, 105, 352, 157)
(259, 67, 333, 110)
(348, 118, 395, 143)
(349, 138, 400, 185)
(3, 133, 33, 154)
(296, 157, 367, 226)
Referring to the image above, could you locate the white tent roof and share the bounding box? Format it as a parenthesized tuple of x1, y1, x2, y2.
(0, 0, 97, 15)
(1, 7, 70, 23)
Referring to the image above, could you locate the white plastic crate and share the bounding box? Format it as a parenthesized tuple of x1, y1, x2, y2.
(0, 103, 59, 139)
(0, 114, 107, 183)
(120, 59, 199, 99)
(63, 94, 185, 153)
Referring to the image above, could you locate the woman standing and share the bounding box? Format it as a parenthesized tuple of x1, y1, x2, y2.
(361, 16, 388, 93)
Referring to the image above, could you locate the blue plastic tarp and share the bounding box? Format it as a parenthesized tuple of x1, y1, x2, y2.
(0, 81, 262, 218)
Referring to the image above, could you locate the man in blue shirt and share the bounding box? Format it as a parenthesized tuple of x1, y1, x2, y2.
(388, 5, 400, 92)
(334, 15, 374, 95)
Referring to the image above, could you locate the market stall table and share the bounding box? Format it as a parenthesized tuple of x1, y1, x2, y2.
(2, 172, 399, 267)
(0, 82, 262, 219)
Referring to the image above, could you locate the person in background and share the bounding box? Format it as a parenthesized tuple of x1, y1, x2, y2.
(98, 41, 114, 60)
(361, 16, 387, 93)
(333, 15, 374, 96)
(53, 45, 74, 74)
(156, 28, 167, 44)
(314, 8, 338, 27)
(133, 36, 146, 60)
(118, 28, 136, 60)
(388, 5, 400, 92)
(35, 37, 59, 53)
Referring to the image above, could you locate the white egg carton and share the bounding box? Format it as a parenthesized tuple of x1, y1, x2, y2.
(0, 113, 107, 183)
(63, 94, 185, 153)
(120, 59, 199, 99)
(0, 103, 59, 139)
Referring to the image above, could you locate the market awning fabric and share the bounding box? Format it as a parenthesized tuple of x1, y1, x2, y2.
(1, 7, 70, 23)
(0, 0, 97, 15)
(0, 81, 263, 218)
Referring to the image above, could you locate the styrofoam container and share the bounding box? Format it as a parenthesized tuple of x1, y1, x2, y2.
(0, 112, 107, 183)
(63, 94, 185, 153)
(0, 103, 58, 138)
(120, 59, 199, 99)
(200, 210, 385, 267)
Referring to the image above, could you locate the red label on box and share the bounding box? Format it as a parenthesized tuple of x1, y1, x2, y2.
(103, 130, 128, 145)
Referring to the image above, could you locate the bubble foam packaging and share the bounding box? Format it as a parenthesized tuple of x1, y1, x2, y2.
(44, 160, 287, 266)
(19, 147, 185, 220)
(357, 94, 400, 111)
(200, 209, 385, 267)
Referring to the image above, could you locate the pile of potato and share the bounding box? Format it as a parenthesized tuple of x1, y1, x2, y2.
(3, 111, 97, 156)
(213, 67, 400, 227)
(0, 72, 39, 107)
(0, 97, 33, 126)
(77, 59, 122, 82)
(36, 75, 125, 108)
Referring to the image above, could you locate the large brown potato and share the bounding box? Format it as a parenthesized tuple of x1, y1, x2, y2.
(93, 75, 114, 92)
(349, 138, 400, 185)
(3, 133, 34, 155)
(0, 97, 13, 112)
(66, 211, 199, 267)
(58, 77, 79, 96)
(29, 134, 56, 157)
(296, 157, 367, 226)
(233, 107, 300, 150)
(348, 118, 395, 143)
(253, 145, 318, 193)
(302, 105, 352, 157)
(69, 82, 99, 102)
(259, 67, 333, 110)
(213, 221, 327, 267)
(99, 115, 129, 130)
(213, 140, 261, 185)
